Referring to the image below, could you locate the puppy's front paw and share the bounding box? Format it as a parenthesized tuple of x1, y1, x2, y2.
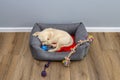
(51, 44, 57, 48)
(48, 49, 56, 52)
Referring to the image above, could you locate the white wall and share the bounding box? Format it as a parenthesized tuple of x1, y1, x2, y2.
(0, 0, 120, 27)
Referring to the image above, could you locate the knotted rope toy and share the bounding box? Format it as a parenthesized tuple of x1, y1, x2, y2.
(62, 35, 94, 67)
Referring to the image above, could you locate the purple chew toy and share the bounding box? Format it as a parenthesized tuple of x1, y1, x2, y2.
(41, 71, 47, 77)
(41, 61, 51, 77)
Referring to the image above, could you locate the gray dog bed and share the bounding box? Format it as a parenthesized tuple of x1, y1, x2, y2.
(29, 22, 90, 61)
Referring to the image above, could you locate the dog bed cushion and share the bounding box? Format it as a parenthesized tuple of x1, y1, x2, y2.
(29, 22, 90, 61)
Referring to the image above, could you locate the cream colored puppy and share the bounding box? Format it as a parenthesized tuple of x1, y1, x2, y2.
(33, 28, 73, 52)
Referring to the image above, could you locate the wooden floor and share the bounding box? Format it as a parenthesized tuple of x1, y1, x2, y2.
(0, 32, 120, 80)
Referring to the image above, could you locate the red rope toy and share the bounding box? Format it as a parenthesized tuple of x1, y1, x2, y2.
(62, 35, 94, 66)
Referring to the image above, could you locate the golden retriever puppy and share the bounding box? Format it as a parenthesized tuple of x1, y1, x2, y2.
(33, 28, 73, 52)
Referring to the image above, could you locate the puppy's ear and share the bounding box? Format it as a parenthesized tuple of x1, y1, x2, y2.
(32, 32, 41, 37)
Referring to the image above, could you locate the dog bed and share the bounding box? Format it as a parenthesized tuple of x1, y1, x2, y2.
(29, 22, 90, 61)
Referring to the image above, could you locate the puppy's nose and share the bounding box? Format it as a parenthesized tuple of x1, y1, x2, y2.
(42, 42, 45, 45)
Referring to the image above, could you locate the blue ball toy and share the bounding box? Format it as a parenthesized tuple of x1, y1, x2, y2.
(41, 45, 49, 51)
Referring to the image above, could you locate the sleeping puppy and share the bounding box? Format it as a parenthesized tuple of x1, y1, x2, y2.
(33, 28, 73, 52)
